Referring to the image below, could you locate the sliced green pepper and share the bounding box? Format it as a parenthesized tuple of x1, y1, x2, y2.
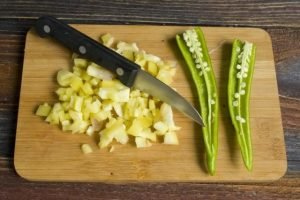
(228, 39, 256, 171)
(176, 27, 219, 175)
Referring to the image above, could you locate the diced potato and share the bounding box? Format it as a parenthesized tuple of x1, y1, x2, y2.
(70, 120, 89, 133)
(91, 119, 103, 131)
(99, 119, 128, 148)
(86, 126, 94, 136)
(112, 88, 130, 102)
(70, 76, 83, 91)
(81, 82, 94, 95)
(57, 69, 74, 86)
(53, 103, 63, 112)
(44, 103, 63, 124)
(121, 50, 134, 61)
(58, 110, 67, 122)
(114, 124, 128, 144)
(82, 97, 92, 109)
(148, 99, 156, 111)
(134, 52, 147, 68)
(73, 66, 83, 77)
(73, 96, 83, 112)
(61, 120, 70, 126)
(102, 100, 113, 111)
(109, 146, 115, 152)
(87, 63, 114, 80)
(134, 128, 157, 142)
(98, 85, 130, 103)
(153, 108, 161, 123)
(89, 78, 100, 86)
(69, 110, 83, 121)
(147, 61, 158, 76)
(130, 90, 141, 98)
(127, 117, 152, 136)
(141, 92, 149, 98)
(164, 132, 179, 145)
(144, 130, 157, 142)
(56, 87, 74, 102)
(101, 79, 125, 90)
(133, 109, 142, 118)
(87, 99, 101, 113)
(45, 113, 57, 125)
(81, 72, 92, 81)
(35, 34, 181, 150)
(105, 117, 118, 128)
(156, 68, 173, 85)
(62, 123, 72, 131)
(82, 109, 90, 121)
(116, 42, 139, 54)
(153, 121, 168, 134)
(74, 58, 88, 68)
(81, 144, 93, 154)
(113, 103, 123, 117)
(90, 111, 110, 122)
(36, 103, 52, 117)
(160, 103, 175, 127)
(144, 53, 161, 63)
(101, 33, 114, 47)
(135, 137, 152, 148)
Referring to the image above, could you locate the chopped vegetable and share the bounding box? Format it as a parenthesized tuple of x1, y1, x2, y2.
(135, 137, 152, 148)
(81, 144, 93, 154)
(164, 131, 179, 145)
(87, 63, 114, 80)
(109, 145, 115, 152)
(176, 27, 219, 175)
(36, 103, 52, 117)
(36, 34, 180, 153)
(101, 33, 114, 47)
(57, 69, 74, 86)
(228, 39, 256, 171)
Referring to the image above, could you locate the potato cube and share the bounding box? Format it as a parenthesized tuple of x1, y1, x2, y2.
(57, 69, 74, 86)
(164, 132, 179, 145)
(70, 76, 83, 91)
(74, 58, 88, 68)
(135, 137, 152, 148)
(147, 61, 158, 76)
(81, 144, 93, 154)
(36, 103, 52, 117)
(81, 82, 94, 95)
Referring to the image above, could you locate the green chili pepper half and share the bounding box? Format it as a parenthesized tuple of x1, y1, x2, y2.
(228, 39, 256, 171)
(176, 28, 219, 175)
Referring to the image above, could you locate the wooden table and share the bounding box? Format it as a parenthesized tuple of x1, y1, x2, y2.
(0, 1, 299, 199)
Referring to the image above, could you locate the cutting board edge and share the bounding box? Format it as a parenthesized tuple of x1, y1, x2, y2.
(15, 25, 287, 182)
(13, 165, 288, 183)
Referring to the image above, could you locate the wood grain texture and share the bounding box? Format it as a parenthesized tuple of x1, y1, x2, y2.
(0, 0, 299, 199)
(0, 0, 299, 27)
(14, 25, 286, 182)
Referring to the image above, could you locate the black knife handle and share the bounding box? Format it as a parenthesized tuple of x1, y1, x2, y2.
(35, 16, 139, 87)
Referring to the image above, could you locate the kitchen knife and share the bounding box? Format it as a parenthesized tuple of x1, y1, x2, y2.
(34, 16, 204, 126)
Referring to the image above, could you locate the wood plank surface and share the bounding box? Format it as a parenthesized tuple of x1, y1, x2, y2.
(14, 25, 286, 182)
(0, 0, 299, 199)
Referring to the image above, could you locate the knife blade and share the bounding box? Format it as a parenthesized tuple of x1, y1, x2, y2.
(34, 16, 204, 126)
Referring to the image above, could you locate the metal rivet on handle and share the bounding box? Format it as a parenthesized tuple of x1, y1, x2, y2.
(79, 45, 87, 54)
(43, 25, 51, 33)
(116, 68, 124, 76)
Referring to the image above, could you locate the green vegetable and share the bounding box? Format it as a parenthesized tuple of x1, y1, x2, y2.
(176, 27, 219, 175)
(228, 39, 256, 171)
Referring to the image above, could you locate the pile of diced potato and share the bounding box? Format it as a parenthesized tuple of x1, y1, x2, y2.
(36, 34, 180, 153)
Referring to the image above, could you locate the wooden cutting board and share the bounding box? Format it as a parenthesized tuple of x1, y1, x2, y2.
(15, 25, 286, 182)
